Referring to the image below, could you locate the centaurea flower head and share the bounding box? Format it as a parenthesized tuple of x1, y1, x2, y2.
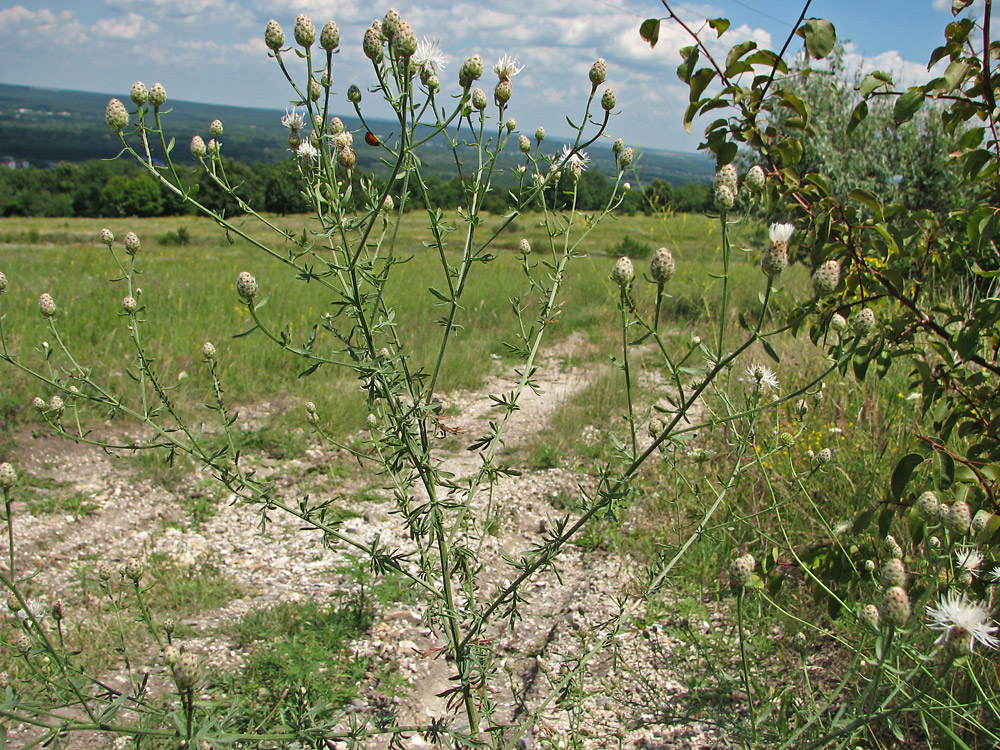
(926, 590, 999, 652)
(954, 547, 983, 576)
(281, 108, 306, 133)
(746, 362, 779, 393)
(414, 37, 446, 75)
(494, 54, 523, 82)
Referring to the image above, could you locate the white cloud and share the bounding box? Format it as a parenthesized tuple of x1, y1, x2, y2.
(93, 12, 158, 40)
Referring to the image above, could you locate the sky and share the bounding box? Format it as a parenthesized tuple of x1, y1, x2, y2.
(0, 0, 985, 153)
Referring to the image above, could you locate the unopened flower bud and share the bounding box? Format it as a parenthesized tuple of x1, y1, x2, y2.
(14, 631, 30, 654)
(339, 146, 357, 170)
(209, 119, 223, 138)
(395, 21, 417, 56)
(105, 98, 129, 131)
(190, 135, 206, 157)
(880, 586, 911, 627)
(202, 342, 216, 360)
(495, 80, 512, 105)
(612, 256, 634, 288)
(123, 557, 144, 582)
(971, 511, 988, 534)
(506, 117, 516, 132)
(425, 74, 440, 92)
(589, 58, 607, 86)
(779, 432, 795, 447)
(472, 88, 488, 110)
(124, 231, 140, 254)
(148, 83, 167, 108)
(309, 78, 322, 101)
(32, 397, 45, 411)
(163, 618, 175, 635)
(620, 147, 634, 167)
(830, 313, 847, 333)
(860, 604, 880, 630)
(173, 652, 199, 690)
(51, 598, 63, 621)
(348, 84, 362, 104)
(294, 13, 316, 47)
(650, 247, 675, 283)
(459, 54, 483, 88)
(534, 126, 545, 142)
(97, 560, 115, 581)
(366, 412, 378, 428)
(518, 134, 531, 153)
(601, 88, 616, 111)
(363, 26, 382, 61)
(916, 491, 939, 519)
(745, 165, 765, 191)
(812, 260, 841, 295)
(794, 399, 808, 419)
(236, 271, 257, 302)
(163, 645, 180, 666)
(612, 138, 624, 156)
(320, 20, 340, 50)
(714, 184, 734, 212)
(0, 463, 15, 489)
(518, 238, 531, 255)
(814, 447, 832, 465)
(122, 296, 138, 314)
(100, 228, 114, 246)
(715, 163, 738, 194)
(130, 81, 148, 105)
(944, 500, 971, 536)
(729, 554, 755, 588)
(881, 558, 906, 588)
(265, 19, 285, 50)
(38, 293, 56, 318)
(851, 308, 876, 338)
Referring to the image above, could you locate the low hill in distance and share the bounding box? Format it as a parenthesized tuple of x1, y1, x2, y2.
(0, 83, 713, 186)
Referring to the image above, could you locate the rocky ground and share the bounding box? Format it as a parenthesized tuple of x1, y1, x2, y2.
(4, 336, 734, 749)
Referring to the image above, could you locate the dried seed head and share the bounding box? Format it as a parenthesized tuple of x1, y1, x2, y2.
(650, 247, 675, 283)
(236, 271, 257, 302)
(612, 256, 635, 288)
(265, 19, 285, 50)
(294, 13, 316, 47)
(338, 145, 357, 170)
(148, 83, 167, 108)
(0, 463, 15, 489)
(105, 98, 129, 131)
(124, 231, 140, 254)
(209, 119, 223, 138)
(38, 293, 56, 318)
(130, 81, 148, 105)
(589, 58, 607, 86)
(320, 20, 340, 50)
(190, 135, 207, 158)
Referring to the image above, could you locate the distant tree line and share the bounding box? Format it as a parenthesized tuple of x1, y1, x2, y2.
(0, 157, 713, 218)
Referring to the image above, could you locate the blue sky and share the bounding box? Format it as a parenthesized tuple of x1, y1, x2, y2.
(0, 1, 982, 153)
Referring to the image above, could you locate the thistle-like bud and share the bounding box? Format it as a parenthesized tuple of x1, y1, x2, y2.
(601, 88, 616, 111)
(944, 500, 971, 535)
(971, 510, 988, 534)
(518, 238, 531, 255)
(164, 644, 180, 666)
(366, 412, 377, 428)
(100, 228, 114, 246)
(130, 81, 148, 106)
(0, 463, 15, 489)
(815, 447, 832, 465)
(761, 244, 787, 277)
(879, 586, 911, 627)
(850, 308, 876, 338)
(779, 432, 795, 447)
(124, 231, 140, 255)
(173, 652, 199, 690)
(916, 490, 939, 519)
(461, 101, 473, 117)
(382, 8, 401, 38)
(122, 296, 138, 314)
(332, 130, 353, 150)
(589, 58, 607, 86)
(830, 313, 847, 333)
(0, 271, 5, 294)
(49, 395, 63, 413)
(425, 74, 440, 92)
(459, 54, 483, 88)
(883, 534, 904, 560)
(620, 147, 634, 167)
(535, 126, 546, 142)
(745, 164, 765, 191)
(6, 593, 20, 612)
(518, 134, 531, 153)
(729, 554, 755, 588)
(32, 396, 45, 411)
(506, 117, 516, 132)
(190, 135, 206, 157)
(714, 184, 734, 213)
(38, 293, 56, 318)
(363, 26, 383, 60)
(163, 618, 175, 635)
(265, 19, 284, 50)
(308, 78, 322, 101)
(294, 13, 316, 47)
(339, 146, 357, 171)
(812, 260, 841, 295)
(347, 84, 362, 103)
(236, 271, 257, 302)
(202, 342, 216, 360)
(328, 117, 345, 136)
(612, 256, 635, 288)
(320, 20, 340, 50)
(495, 80, 512, 105)
(123, 557, 144, 582)
(97, 560, 115, 580)
(14, 631, 30, 654)
(206, 138, 219, 157)
(395, 21, 417, 56)
(148, 83, 167, 108)
(860, 604, 880, 630)
(209, 119, 223, 138)
(612, 138, 624, 156)
(650, 247, 675, 284)
(51, 598, 63, 621)
(715, 163, 738, 194)
(105, 98, 129, 131)
(881, 558, 907, 588)
(472, 88, 488, 110)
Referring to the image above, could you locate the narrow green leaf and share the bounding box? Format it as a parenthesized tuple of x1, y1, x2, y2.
(640, 18, 660, 47)
(848, 188, 884, 219)
(847, 100, 868, 135)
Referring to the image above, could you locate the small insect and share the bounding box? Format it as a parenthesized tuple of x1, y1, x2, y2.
(364, 131, 380, 146)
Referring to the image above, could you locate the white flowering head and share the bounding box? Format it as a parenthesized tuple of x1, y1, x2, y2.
(555, 145, 589, 178)
(954, 547, 983, 576)
(769, 223, 794, 244)
(746, 362, 779, 394)
(926, 590, 999, 652)
(494, 54, 523, 82)
(296, 140, 318, 163)
(414, 37, 446, 75)
(282, 108, 306, 133)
